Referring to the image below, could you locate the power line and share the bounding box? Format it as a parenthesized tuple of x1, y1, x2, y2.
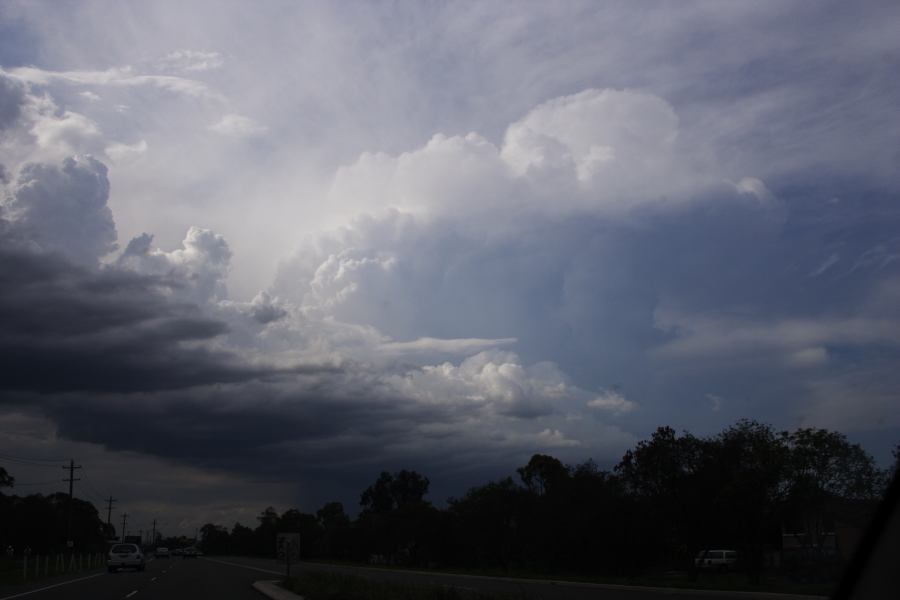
(79, 470, 109, 500)
(0, 452, 66, 462)
(0, 455, 68, 468)
(10, 480, 64, 487)
(0, 451, 68, 462)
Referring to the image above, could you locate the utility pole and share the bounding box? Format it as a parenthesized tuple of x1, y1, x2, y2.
(106, 496, 116, 529)
(151, 519, 156, 546)
(62, 459, 82, 549)
(121, 513, 128, 542)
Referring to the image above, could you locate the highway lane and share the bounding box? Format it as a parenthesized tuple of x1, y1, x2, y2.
(2, 554, 828, 600)
(0, 557, 268, 600)
(209, 555, 828, 600)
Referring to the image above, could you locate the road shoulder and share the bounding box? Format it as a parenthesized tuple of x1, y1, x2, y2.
(252, 579, 302, 600)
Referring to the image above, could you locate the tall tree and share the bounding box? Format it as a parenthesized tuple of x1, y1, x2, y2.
(615, 426, 710, 571)
(708, 420, 790, 582)
(199, 523, 230, 554)
(317, 502, 350, 559)
(785, 428, 884, 501)
(517, 454, 569, 497)
(360, 470, 430, 513)
(0, 466, 13, 489)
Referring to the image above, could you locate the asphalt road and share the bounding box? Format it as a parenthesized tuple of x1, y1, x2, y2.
(206, 556, 828, 600)
(0, 557, 270, 600)
(0, 555, 827, 600)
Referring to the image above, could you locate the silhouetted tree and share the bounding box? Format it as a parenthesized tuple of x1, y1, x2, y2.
(707, 420, 789, 583)
(0, 490, 107, 553)
(199, 523, 230, 554)
(0, 467, 13, 489)
(279, 508, 322, 559)
(892, 441, 900, 476)
(253, 506, 279, 555)
(517, 454, 568, 497)
(230, 522, 254, 555)
(181, 420, 887, 583)
(615, 426, 709, 572)
(357, 470, 436, 565)
(447, 477, 527, 569)
(360, 470, 430, 513)
(317, 502, 351, 559)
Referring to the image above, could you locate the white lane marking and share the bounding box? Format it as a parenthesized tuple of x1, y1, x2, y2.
(125, 591, 138, 598)
(0, 573, 105, 600)
(201, 557, 281, 576)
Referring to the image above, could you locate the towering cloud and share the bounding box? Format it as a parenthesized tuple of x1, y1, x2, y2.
(119, 226, 232, 303)
(5, 156, 115, 264)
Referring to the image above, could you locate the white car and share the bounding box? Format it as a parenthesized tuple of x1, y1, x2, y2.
(107, 543, 145, 572)
(694, 549, 738, 571)
(155, 546, 170, 558)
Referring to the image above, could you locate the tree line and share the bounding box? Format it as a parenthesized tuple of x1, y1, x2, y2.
(0, 477, 113, 555)
(196, 420, 897, 583)
(1, 420, 896, 583)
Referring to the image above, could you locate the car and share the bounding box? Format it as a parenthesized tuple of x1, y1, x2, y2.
(695, 549, 738, 572)
(107, 543, 145, 572)
(155, 546, 170, 558)
(171, 548, 183, 556)
(182, 546, 198, 558)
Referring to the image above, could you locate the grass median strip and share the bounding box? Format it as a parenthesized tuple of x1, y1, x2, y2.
(282, 571, 526, 600)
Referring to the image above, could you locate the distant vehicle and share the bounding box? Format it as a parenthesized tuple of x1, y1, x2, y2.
(695, 549, 738, 571)
(182, 546, 198, 558)
(155, 547, 170, 558)
(107, 543, 145, 572)
(172, 548, 183, 556)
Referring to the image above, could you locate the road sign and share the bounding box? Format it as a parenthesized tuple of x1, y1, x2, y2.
(276, 533, 300, 578)
(276, 533, 300, 561)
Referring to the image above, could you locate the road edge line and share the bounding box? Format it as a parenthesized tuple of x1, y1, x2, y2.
(200, 557, 282, 576)
(253, 580, 303, 600)
(0, 572, 105, 600)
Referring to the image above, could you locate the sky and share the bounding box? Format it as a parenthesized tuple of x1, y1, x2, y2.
(1, 0, 899, 537)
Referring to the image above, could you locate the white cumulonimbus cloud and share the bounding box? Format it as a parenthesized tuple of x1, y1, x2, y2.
(328, 89, 707, 221)
(118, 227, 232, 304)
(4, 155, 116, 264)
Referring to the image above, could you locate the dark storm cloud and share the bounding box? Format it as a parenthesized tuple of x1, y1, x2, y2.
(0, 219, 274, 394)
(36, 376, 532, 510)
(46, 379, 439, 464)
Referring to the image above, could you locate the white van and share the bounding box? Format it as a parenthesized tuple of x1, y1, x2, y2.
(695, 549, 738, 571)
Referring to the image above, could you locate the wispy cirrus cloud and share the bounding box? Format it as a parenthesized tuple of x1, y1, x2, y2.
(8, 65, 224, 102)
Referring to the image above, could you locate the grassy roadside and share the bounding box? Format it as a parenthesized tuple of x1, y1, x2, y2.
(299, 559, 834, 597)
(0, 556, 106, 588)
(283, 571, 525, 600)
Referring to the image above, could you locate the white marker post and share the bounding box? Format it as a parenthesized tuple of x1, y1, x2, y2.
(276, 533, 300, 579)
